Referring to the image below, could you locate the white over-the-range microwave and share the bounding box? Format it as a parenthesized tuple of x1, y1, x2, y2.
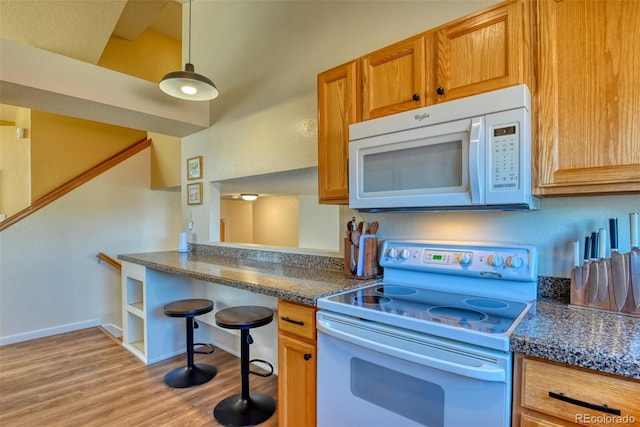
(348, 84, 539, 212)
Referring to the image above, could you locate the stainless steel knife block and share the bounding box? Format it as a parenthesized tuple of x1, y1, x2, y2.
(571, 252, 640, 315)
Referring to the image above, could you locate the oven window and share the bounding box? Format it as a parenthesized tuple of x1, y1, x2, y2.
(362, 136, 464, 193)
(350, 357, 444, 427)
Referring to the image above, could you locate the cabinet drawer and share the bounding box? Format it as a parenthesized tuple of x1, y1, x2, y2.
(278, 300, 316, 341)
(520, 413, 574, 427)
(520, 357, 640, 426)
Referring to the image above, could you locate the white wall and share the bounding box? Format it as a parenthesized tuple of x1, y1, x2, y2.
(180, 1, 639, 281)
(182, 1, 640, 284)
(343, 195, 640, 279)
(299, 195, 340, 251)
(181, 0, 499, 242)
(0, 148, 182, 345)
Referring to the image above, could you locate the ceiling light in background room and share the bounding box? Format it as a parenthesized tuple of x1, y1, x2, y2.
(159, 0, 218, 101)
(241, 194, 258, 201)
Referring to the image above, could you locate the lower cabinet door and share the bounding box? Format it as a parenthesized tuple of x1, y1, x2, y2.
(278, 333, 316, 427)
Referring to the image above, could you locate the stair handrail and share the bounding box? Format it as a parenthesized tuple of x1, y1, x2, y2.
(0, 138, 152, 232)
(96, 252, 122, 271)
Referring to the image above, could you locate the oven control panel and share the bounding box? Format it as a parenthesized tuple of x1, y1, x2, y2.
(380, 240, 537, 282)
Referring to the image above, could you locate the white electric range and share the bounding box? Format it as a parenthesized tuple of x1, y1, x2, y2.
(316, 240, 538, 427)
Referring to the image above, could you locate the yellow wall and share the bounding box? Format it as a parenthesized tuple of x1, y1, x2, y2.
(98, 29, 181, 83)
(100, 28, 183, 190)
(221, 199, 254, 243)
(2, 26, 181, 215)
(30, 111, 146, 200)
(253, 195, 299, 247)
(0, 108, 31, 217)
(220, 195, 299, 247)
(148, 131, 181, 189)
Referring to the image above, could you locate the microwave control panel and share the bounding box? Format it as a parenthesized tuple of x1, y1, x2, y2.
(490, 124, 519, 190)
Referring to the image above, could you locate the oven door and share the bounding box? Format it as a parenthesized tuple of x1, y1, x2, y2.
(316, 311, 511, 427)
(348, 116, 485, 210)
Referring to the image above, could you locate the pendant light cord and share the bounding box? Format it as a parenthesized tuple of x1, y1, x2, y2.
(187, 0, 192, 64)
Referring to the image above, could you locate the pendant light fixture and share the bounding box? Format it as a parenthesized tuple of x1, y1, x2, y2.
(159, 0, 218, 101)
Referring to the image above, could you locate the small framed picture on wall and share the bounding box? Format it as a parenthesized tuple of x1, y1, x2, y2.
(187, 182, 203, 205)
(187, 156, 203, 180)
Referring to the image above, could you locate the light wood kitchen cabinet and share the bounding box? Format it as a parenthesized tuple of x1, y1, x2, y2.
(513, 354, 640, 427)
(318, 0, 532, 204)
(278, 299, 317, 427)
(361, 36, 426, 120)
(317, 61, 358, 204)
(533, 0, 640, 195)
(431, 0, 531, 103)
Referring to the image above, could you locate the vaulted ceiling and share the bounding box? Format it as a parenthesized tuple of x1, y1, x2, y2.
(1, 0, 500, 135)
(0, 0, 187, 132)
(0, 0, 181, 65)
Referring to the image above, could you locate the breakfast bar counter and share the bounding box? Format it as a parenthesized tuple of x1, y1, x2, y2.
(118, 247, 376, 306)
(118, 247, 639, 380)
(117, 246, 379, 365)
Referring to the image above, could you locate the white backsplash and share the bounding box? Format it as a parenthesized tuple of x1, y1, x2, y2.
(342, 194, 640, 278)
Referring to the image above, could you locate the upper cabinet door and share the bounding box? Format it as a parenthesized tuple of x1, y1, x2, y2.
(317, 61, 358, 204)
(534, 0, 640, 195)
(361, 36, 426, 120)
(433, 0, 527, 103)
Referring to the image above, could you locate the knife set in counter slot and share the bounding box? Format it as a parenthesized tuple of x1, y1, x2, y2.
(571, 213, 640, 315)
(344, 218, 380, 279)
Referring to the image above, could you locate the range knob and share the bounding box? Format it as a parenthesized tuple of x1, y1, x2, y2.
(457, 252, 472, 266)
(387, 247, 399, 258)
(399, 249, 411, 260)
(487, 255, 504, 267)
(506, 255, 524, 269)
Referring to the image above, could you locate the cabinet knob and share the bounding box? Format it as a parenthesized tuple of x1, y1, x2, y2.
(304, 353, 312, 361)
(412, 93, 421, 101)
(436, 87, 446, 96)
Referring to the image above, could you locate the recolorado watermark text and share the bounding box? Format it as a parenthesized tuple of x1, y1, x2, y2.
(575, 414, 636, 424)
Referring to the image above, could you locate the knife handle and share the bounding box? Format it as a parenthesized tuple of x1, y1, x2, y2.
(590, 232, 598, 260)
(583, 236, 591, 263)
(609, 218, 619, 251)
(598, 228, 607, 259)
(631, 212, 639, 248)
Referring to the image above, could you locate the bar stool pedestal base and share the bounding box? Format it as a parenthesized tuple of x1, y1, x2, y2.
(213, 392, 276, 427)
(164, 363, 217, 388)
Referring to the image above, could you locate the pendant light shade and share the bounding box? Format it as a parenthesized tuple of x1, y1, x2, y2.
(159, 63, 218, 101)
(159, 0, 218, 101)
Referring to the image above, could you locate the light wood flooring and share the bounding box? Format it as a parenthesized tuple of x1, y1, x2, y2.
(0, 327, 278, 426)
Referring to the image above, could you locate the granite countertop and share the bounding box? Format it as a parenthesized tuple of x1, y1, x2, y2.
(118, 250, 378, 306)
(511, 299, 640, 380)
(119, 248, 639, 380)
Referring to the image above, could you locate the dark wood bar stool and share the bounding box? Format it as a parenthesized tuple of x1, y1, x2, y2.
(213, 305, 276, 427)
(163, 298, 217, 388)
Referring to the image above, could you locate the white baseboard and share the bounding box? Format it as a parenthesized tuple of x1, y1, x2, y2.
(0, 319, 100, 346)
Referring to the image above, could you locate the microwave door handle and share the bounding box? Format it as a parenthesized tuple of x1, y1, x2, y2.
(469, 117, 483, 204)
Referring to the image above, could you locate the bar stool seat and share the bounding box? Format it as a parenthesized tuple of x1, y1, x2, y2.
(213, 306, 276, 427)
(163, 298, 217, 388)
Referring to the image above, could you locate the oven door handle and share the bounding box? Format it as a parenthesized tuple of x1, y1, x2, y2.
(317, 319, 506, 382)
